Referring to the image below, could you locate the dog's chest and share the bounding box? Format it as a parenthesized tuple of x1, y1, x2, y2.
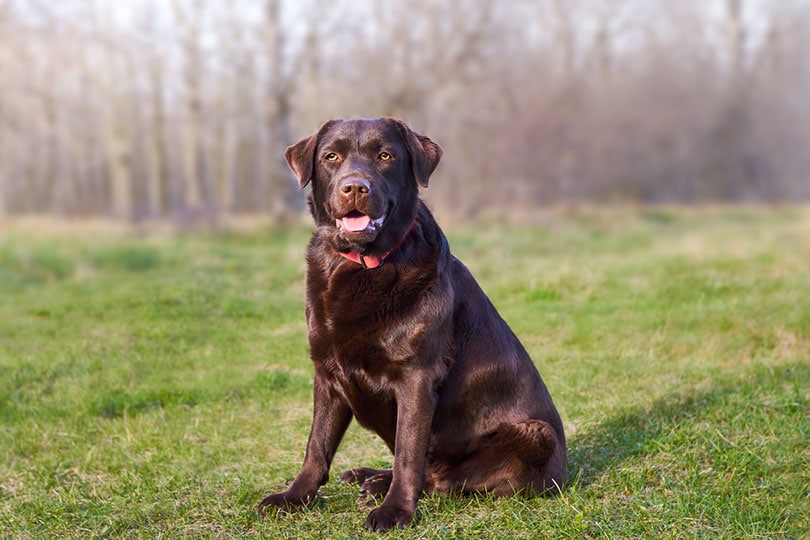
(307, 265, 429, 389)
(313, 301, 425, 379)
(324, 266, 414, 321)
(310, 279, 440, 449)
(313, 265, 427, 354)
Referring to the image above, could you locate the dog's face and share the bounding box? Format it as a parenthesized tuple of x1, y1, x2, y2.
(285, 118, 442, 254)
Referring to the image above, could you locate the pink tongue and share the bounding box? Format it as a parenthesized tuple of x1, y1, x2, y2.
(342, 213, 371, 232)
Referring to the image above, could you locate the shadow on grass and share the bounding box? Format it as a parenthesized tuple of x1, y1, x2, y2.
(566, 360, 807, 488)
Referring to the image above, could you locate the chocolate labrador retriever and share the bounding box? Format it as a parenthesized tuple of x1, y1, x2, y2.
(257, 118, 565, 531)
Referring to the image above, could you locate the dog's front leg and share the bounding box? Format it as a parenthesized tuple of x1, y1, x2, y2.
(365, 373, 437, 531)
(258, 369, 352, 513)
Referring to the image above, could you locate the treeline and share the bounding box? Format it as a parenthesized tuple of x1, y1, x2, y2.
(1, 0, 808, 222)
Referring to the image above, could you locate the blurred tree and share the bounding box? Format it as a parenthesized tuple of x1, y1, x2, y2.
(170, 0, 207, 220)
(263, 0, 298, 218)
(0, 0, 808, 221)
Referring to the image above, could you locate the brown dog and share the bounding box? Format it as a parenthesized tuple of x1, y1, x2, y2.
(257, 118, 565, 531)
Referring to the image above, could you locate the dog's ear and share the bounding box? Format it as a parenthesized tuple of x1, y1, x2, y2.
(285, 119, 339, 188)
(393, 120, 443, 188)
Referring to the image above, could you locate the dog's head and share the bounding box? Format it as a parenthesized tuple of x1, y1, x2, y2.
(285, 118, 442, 255)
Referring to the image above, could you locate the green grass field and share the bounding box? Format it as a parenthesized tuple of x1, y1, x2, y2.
(1, 207, 808, 539)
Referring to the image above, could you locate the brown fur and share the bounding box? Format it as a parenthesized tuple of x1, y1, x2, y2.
(257, 118, 566, 531)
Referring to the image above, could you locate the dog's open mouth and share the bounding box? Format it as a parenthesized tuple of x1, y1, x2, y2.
(336, 211, 385, 233)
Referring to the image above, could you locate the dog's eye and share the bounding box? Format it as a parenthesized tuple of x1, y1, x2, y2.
(379, 152, 392, 161)
(324, 152, 339, 162)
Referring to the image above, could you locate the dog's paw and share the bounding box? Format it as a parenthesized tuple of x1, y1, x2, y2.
(339, 467, 391, 485)
(360, 473, 392, 498)
(256, 490, 314, 515)
(365, 503, 414, 532)
(341, 468, 393, 500)
(339, 468, 368, 484)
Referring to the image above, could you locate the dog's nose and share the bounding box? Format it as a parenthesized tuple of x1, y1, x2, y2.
(339, 178, 370, 199)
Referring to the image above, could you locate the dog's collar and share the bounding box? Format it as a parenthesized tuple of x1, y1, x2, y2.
(337, 222, 417, 270)
(338, 250, 391, 269)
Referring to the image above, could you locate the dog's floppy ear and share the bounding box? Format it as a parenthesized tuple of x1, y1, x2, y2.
(285, 119, 339, 188)
(393, 119, 443, 188)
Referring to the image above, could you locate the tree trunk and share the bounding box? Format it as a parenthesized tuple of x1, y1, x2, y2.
(146, 54, 169, 218)
(265, 0, 299, 219)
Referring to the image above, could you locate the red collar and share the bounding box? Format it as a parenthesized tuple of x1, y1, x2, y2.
(338, 250, 392, 269)
(337, 222, 417, 269)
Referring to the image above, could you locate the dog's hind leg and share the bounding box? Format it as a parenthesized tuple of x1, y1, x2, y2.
(427, 419, 565, 496)
(488, 419, 557, 466)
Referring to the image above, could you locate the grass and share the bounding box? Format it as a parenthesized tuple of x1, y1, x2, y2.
(1, 207, 808, 538)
